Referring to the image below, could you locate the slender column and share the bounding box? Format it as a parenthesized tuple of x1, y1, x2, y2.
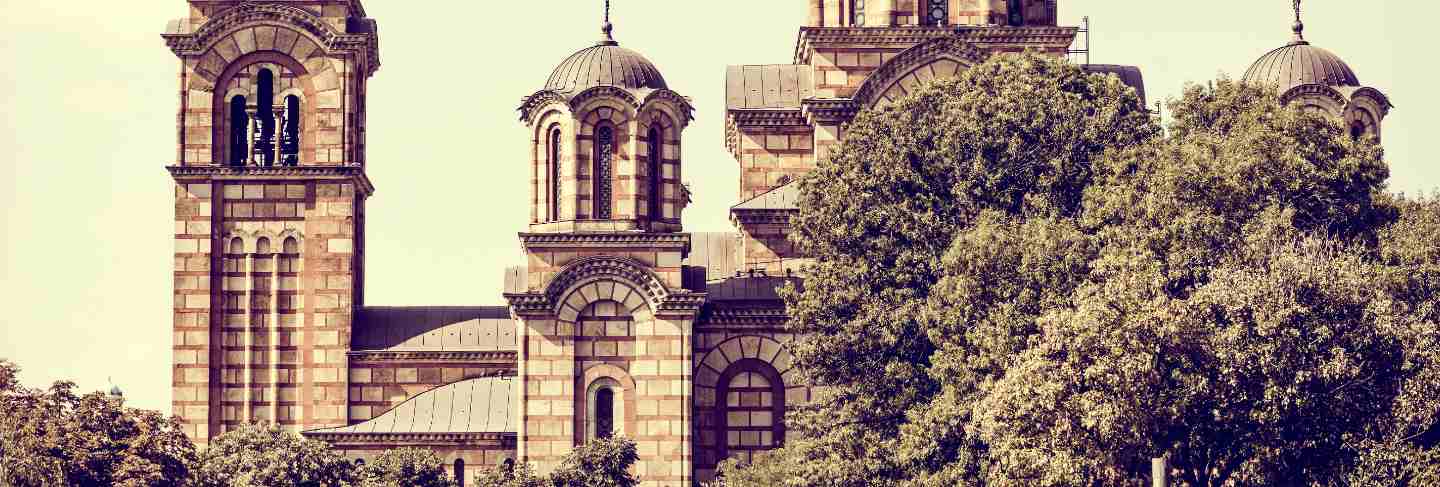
(272, 106, 286, 167)
(245, 108, 259, 166)
(269, 249, 280, 424)
(243, 252, 254, 422)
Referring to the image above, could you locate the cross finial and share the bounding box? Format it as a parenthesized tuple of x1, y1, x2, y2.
(1291, 0, 1306, 43)
(599, 0, 617, 45)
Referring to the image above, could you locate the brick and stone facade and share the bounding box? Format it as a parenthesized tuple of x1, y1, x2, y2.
(163, 1, 1155, 485)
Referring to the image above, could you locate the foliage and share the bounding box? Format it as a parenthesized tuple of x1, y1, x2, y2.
(475, 437, 638, 487)
(192, 423, 356, 487)
(730, 49, 1440, 487)
(356, 447, 456, 487)
(0, 359, 197, 487)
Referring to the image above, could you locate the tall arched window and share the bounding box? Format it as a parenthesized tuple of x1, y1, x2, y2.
(716, 360, 785, 465)
(647, 127, 663, 221)
(229, 96, 249, 166)
(850, 0, 866, 26)
(1007, 0, 1024, 26)
(593, 125, 614, 220)
(453, 459, 465, 487)
(596, 387, 615, 439)
(586, 377, 624, 440)
(256, 69, 276, 166)
(924, 0, 948, 26)
(282, 95, 301, 166)
(548, 125, 563, 221)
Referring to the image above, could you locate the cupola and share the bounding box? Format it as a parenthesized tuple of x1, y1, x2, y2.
(518, 1, 694, 233)
(1241, 0, 1391, 141)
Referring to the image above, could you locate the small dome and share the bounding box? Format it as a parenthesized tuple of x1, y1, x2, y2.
(109, 385, 124, 397)
(543, 42, 668, 98)
(1242, 41, 1360, 92)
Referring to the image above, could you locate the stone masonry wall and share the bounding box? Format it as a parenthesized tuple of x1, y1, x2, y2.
(172, 180, 362, 442)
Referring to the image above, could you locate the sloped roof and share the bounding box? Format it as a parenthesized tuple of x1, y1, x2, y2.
(352, 307, 515, 352)
(685, 232, 741, 283)
(309, 377, 516, 434)
(732, 181, 801, 212)
(726, 65, 816, 110)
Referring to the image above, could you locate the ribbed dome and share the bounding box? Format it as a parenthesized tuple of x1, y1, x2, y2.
(1242, 41, 1360, 92)
(543, 42, 668, 97)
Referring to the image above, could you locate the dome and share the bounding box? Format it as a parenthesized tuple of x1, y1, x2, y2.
(1242, 41, 1360, 92)
(543, 39, 667, 98)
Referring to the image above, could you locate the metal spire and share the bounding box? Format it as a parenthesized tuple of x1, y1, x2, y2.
(599, 0, 617, 45)
(1291, 0, 1307, 44)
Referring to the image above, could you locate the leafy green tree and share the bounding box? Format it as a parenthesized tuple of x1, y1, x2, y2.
(0, 359, 196, 487)
(475, 437, 638, 487)
(772, 51, 1157, 485)
(192, 423, 355, 487)
(356, 447, 456, 487)
(726, 49, 1437, 486)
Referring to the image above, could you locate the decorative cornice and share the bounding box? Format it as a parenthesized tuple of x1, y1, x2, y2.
(303, 431, 516, 445)
(800, 98, 860, 125)
(521, 87, 696, 126)
(657, 292, 707, 315)
(166, 164, 375, 195)
(700, 306, 791, 327)
(346, 350, 517, 364)
(727, 109, 809, 128)
(503, 293, 551, 316)
(162, 3, 380, 76)
(1280, 83, 1347, 108)
(795, 26, 1079, 64)
(731, 208, 797, 226)
(519, 232, 691, 250)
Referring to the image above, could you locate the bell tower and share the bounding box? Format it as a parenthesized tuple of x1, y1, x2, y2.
(163, 0, 380, 443)
(507, 2, 705, 484)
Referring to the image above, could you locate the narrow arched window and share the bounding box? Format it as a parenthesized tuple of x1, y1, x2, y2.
(256, 69, 276, 166)
(229, 237, 244, 255)
(454, 459, 465, 487)
(593, 125, 614, 220)
(282, 95, 300, 166)
(596, 387, 615, 439)
(229, 96, 249, 166)
(282, 237, 299, 254)
(1007, 0, 1024, 26)
(1351, 121, 1365, 140)
(647, 127, 663, 222)
(851, 0, 866, 26)
(548, 126, 563, 221)
(255, 237, 271, 255)
(925, 0, 948, 26)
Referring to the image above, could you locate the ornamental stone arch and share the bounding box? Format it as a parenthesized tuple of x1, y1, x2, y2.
(694, 335, 800, 404)
(545, 256, 670, 324)
(181, 3, 344, 93)
(852, 36, 990, 107)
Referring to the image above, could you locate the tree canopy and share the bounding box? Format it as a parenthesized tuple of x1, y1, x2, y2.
(475, 437, 639, 487)
(718, 52, 1440, 486)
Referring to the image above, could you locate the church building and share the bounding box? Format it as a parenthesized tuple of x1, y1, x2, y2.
(161, 1, 1386, 485)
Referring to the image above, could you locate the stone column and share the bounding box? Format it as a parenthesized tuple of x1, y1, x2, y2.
(807, 0, 823, 26)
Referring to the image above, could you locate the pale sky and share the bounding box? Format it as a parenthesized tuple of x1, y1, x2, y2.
(1, 1, 1435, 413)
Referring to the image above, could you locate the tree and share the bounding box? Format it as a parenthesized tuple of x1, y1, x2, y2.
(192, 423, 355, 487)
(475, 437, 638, 487)
(356, 447, 456, 487)
(0, 359, 197, 487)
(727, 51, 1436, 485)
(771, 51, 1158, 485)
